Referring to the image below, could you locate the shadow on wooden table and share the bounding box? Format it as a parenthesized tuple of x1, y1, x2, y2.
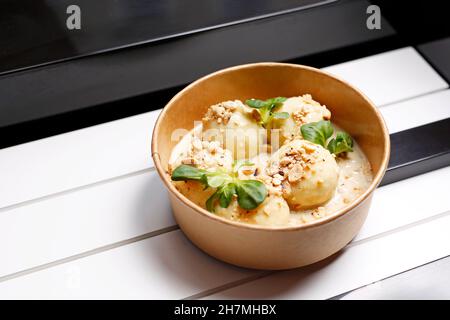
(213, 251, 345, 299)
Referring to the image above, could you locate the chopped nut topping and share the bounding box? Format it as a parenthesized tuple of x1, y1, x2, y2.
(280, 157, 292, 166)
(273, 173, 283, 180)
(288, 164, 303, 183)
(292, 110, 308, 125)
(202, 100, 241, 125)
(181, 158, 196, 165)
(303, 144, 316, 154)
(264, 142, 317, 190)
(289, 94, 332, 125)
(272, 178, 282, 186)
(174, 134, 232, 171)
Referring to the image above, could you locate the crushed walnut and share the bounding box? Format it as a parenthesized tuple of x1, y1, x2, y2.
(264, 143, 318, 196)
(171, 135, 232, 173)
(291, 94, 331, 125)
(202, 100, 242, 125)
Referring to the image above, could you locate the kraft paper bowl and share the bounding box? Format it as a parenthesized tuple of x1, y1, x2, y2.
(152, 62, 390, 270)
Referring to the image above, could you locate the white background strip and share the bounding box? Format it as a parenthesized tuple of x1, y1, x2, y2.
(323, 47, 447, 106)
(380, 89, 450, 133)
(0, 111, 158, 208)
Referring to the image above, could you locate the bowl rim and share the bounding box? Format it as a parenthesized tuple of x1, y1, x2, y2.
(152, 62, 390, 231)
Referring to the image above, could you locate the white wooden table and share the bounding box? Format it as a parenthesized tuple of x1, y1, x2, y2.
(1, 47, 449, 299)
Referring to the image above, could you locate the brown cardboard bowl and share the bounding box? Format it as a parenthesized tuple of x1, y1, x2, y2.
(152, 62, 390, 270)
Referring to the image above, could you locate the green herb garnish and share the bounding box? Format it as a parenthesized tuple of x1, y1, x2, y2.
(245, 97, 288, 128)
(171, 164, 206, 181)
(327, 132, 353, 155)
(300, 120, 334, 147)
(300, 120, 354, 155)
(171, 164, 267, 212)
(235, 180, 267, 210)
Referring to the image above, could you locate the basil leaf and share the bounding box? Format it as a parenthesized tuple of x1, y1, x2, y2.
(236, 180, 267, 210)
(245, 99, 266, 109)
(171, 165, 205, 181)
(266, 97, 287, 114)
(245, 97, 288, 128)
(205, 172, 231, 188)
(327, 132, 353, 155)
(171, 166, 269, 212)
(219, 183, 236, 208)
(272, 112, 290, 119)
(272, 97, 287, 104)
(267, 97, 287, 111)
(300, 120, 334, 147)
(206, 190, 220, 212)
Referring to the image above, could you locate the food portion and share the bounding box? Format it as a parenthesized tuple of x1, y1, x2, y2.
(270, 95, 331, 145)
(215, 195, 290, 227)
(266, 139, 339, 209)
(169, 94, 373, 227)
(202, 100, 264, 159)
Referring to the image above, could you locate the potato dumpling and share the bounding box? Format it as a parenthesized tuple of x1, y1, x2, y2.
(173, 180, 214, 209)
(267, 139, 339, 209)
(271, 95, 331, 145)
(202, 100, 265, 160)
(215, 195, 290, 226)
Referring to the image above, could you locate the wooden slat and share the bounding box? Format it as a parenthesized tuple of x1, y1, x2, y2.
(379, 89, 450, 134)
(0, 166, 449, 298)
(0, 171, 174, 278)
(0, 47, 446, 210)
(339, 255, 450, 299)
(205, 209, 450, 300)
(0, 111, 158, 209)
(355, 166, 450, 241)
(323, 47, 448, 106)
(0, 231, 258, 299)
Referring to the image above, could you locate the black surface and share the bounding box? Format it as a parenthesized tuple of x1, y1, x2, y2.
(0, 0, 394, 131)
(372, 0, 450, 46)
(382, 118, 450, 186)
(418, 37, 450, 84)
(0, 0, 334, 75)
